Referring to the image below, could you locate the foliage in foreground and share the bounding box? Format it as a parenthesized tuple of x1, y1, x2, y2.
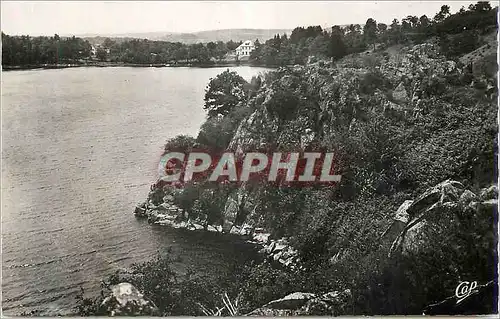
(75, 253, 253, 316)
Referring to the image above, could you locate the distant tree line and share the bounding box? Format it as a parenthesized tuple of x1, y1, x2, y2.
(1, 32, 244, 66)
(249, 1, 497, 66)
(1, 33, 92, 65)
(97, 38, 242, 64)
(1, 1, 496, 67)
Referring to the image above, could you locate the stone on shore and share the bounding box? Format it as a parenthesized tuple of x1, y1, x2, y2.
(100, 283, 159, 316)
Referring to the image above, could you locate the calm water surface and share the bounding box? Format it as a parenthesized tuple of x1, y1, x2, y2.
(1, 66, 269, 315)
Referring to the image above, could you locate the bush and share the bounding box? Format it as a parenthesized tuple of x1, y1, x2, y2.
(196, 116, 235, 151)
(237, 262, 306, 313)
(164, 135, 196, 153)
(196, 103, 254, 151)
(439, 30, 480, 58)
(204, 70, 248, 118)
(400, 88, 497, 191)
(172, 182, 201, 216)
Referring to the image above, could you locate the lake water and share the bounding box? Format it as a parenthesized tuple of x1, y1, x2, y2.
(1, 66, 269, 315)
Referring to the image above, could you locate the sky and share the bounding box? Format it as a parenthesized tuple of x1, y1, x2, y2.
(1, 1, 476, 36)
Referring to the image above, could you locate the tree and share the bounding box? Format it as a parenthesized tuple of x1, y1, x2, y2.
(96, 47, 107, 61)
(377, 23, 388, 33)
(203, 70, 248, 118)
(192, 43, 210, 63)
(102, 38, 115, 49)
(409, 15, 419, 28)
(418, 15, 431, 28)
(377, 23, 388, 45)
(191, 186, 229, 226)
(309, 34, 330, 57)
(206, 41, 217, 56)
(215, 41, 228, 61)
(196, 116, 237, 151)
(363, 18, 378, 50)
(329, 26, 347, 59)
(470, 1, 492, 12)
(343, 24, 365, 53)
(434, 5, 451, 23)
(388, 19, 403, 44)
(414, 15, 432, 42)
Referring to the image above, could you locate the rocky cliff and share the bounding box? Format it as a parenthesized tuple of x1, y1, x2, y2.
(131, 33, 497, 315)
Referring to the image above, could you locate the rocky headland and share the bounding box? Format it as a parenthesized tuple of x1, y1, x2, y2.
(77, 5, 498, 315)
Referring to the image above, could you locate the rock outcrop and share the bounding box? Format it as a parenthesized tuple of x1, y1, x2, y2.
(131, 32, 497, 316)
(135, 188, 300, 268)
(392, 82, 408, 103)
(246, 289, 352, 316)
(382, 180, 498, 258)
(257, 238, 300, 269)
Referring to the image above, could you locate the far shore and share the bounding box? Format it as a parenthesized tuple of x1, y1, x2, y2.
(1, 60, 276, 71)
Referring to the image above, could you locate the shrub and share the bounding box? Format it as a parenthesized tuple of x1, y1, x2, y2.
(439, 30, 480, 58)
(237, 262, 306, 313)
(164, 135, 196, 153)
(204, 70, 248, 118)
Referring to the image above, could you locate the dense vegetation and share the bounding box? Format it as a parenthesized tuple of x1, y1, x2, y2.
(1, 33, 92, 65)
(74, 2, 498, 316)
(249, 2, 497, 66)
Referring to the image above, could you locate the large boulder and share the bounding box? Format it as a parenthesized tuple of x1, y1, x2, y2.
(380, 200, 413, 245)
(100, 283, 159, 316)
(146, 210, 173, 224)
(246, 292, 315, 316)
(392, 82, 409, 103)
(388, 180, 497, 257)
(406, 180, 465, 218)
(147, 187, 165, 206)
(479, 185, 498, 201)
(265, 292, 316, 309)
(133, 201, 147, 217)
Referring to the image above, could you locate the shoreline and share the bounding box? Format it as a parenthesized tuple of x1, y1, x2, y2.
(134, 196, 301, 270)
(2, 61, 274, 71)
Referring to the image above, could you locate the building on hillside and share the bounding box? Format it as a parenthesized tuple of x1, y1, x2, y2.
(235, 40, 256, 58)
(90, 44, 110, 57)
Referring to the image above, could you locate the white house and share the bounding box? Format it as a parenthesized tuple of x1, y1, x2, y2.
(235, 40, 256, 57)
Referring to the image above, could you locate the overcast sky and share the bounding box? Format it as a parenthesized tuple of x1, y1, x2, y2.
(2, 1, 474, 36)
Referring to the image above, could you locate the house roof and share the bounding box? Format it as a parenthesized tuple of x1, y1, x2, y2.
(237, 40, 254, 49)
